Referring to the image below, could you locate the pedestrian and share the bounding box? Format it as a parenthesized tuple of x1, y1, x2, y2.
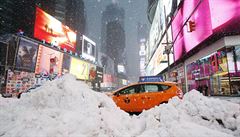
(203, 85, 209, 96)
(197, 85, 203, 94)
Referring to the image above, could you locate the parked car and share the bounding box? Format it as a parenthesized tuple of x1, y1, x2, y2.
(108, 82, 183, 113)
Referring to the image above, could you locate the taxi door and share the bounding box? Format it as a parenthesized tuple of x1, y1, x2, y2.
(112, 85, 143, 112)
(139, 84, 164, 110)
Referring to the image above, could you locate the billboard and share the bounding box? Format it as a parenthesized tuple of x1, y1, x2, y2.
(96, 66, 103, 82)
(209, 0, 240, 32)
(16, 38, 38, 72)
(172, 0, 212, 61)
(172, 0, 240, 61)
(6, 70, 36, 94)
(81, 35, 96, 62)
(35, 45, 63, 76)
(34, 7, 76, 52)
(149, 0, 166, 57)
(69, 57, 89, 80)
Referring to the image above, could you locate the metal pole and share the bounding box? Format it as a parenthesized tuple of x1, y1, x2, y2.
(164, 5, 170, 79)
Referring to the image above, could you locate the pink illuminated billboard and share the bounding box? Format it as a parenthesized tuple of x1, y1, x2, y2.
(172, 0, 240, 61)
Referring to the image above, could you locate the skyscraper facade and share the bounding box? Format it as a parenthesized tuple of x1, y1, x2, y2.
(101, 3, 126, 76)
(137, 23, 148, 76)
(0, 0, 36, 36)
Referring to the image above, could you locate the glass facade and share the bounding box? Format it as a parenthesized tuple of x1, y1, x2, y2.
(187, 46, 240, 96)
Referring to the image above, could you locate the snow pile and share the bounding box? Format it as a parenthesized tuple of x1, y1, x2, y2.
(0, 75, 137, 137)
(0, 75, 240, 137)
(139, 90, 240, 137)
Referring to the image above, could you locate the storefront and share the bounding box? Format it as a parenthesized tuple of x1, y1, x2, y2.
(186, 37, 240, 96)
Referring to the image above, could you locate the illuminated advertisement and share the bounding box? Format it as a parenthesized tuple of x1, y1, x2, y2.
(81, 35, 96, 62)
(69, 57, 89, 80)
(16, 38, 38, 72)
(209, 0, 240, 32)
(34, 7, 76, 52)
(89, 64, 96, 81)
(172, 0, 240, 61)
(35, 45, 63, 76)
(102, 74, 115, 87)
(172, 0, 212, 61)
(149, 0, 166, 57)
(6, 70, 35, 94)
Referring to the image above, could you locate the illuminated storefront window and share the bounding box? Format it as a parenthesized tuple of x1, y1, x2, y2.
(187, 46, 240, 96)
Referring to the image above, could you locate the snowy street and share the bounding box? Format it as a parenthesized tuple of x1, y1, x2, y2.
(0, 75, 239, 137)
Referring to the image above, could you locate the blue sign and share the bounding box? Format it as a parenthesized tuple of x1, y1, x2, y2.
(139, 76, 163, 82)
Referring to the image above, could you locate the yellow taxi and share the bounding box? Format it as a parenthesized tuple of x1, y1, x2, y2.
(109, 82, 183, 113)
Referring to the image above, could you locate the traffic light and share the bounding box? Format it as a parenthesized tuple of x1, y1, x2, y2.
(187, 20, 196, 32)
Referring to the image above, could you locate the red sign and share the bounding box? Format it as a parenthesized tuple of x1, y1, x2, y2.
(34, 7, 76, 52)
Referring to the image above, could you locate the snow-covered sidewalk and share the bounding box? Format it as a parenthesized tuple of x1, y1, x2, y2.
(0, 74, 239, 137)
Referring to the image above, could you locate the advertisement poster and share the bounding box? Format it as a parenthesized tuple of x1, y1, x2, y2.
(96, 66, 103, 83)
(6, 70, 35, 94)
(82, 35, 96, 62)
(35, 45, 63, 76)
(62, 54, 71, 74)
(15, 38, 38, 72)
(89, 64, 96, 81)
(69, 57, 89, 80)
(34, 7, 76, 52)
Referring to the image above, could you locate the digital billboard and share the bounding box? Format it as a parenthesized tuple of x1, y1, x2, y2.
(149, 0, 166, 57)
(16, 38, 38, 72)
(81, 35, 96, 62)
(209, 0, 240, 32)
(34, 7, 76, 52)
(69, 57, 89, 80)
(35, 45, 63, 76)
(172, 0, 240, 61)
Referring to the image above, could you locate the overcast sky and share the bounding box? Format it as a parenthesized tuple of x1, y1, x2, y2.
(84, 0, 150, 81)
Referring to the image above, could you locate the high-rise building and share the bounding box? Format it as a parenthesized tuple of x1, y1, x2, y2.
(36, 0, 86, 54)
(0, 0, 86, 54)
(0, 0, 36, 36)
(37, 0, 86, 34)
(137, 23, 148, 76)
(101, 3, 126, 76)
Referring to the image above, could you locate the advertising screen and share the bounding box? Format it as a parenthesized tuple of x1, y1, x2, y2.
(16, 38, 38, 72)
(69, 57, 89, 80)
(82, 35, 96, 62)
(34, 7, 76, 52)
(172, 0, 212, 61)
(35, 45, 63, 76)
(172, 0, 240, 61)
(149, 0, 166, 57)
(209, 0, 240, 32)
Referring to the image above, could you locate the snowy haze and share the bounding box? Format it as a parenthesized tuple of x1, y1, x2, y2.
(0, 74, 240, 137)
(84, 0, 150, 82)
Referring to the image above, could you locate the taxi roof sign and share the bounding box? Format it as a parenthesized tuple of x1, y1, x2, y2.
(139, 76, 164, 82)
